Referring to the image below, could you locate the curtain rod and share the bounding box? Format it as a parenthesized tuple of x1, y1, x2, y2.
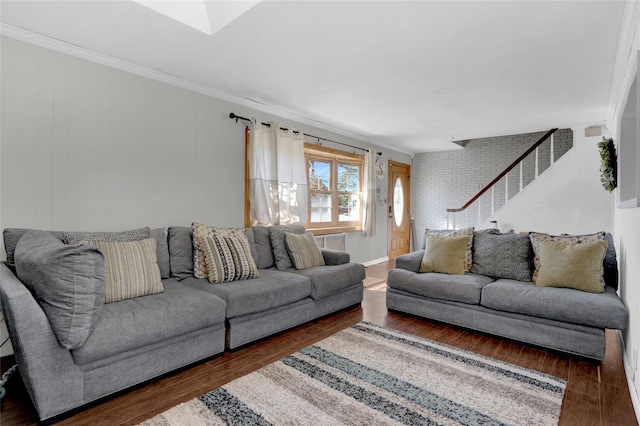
(229, 113, 381, 155)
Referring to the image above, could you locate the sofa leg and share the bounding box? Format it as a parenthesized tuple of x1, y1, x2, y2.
(0, 364, 18, 400)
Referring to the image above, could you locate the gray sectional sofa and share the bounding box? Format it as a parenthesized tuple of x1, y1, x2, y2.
(386, 231, 628, 361)
(0, 225, 364, 421)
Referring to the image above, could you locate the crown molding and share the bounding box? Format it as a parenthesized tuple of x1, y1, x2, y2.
(0, 24, 412, 155)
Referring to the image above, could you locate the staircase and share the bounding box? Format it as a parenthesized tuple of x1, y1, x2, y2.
(446, 128, 573, 230)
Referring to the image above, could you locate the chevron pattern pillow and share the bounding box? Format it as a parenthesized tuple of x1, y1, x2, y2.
(198, 233, 259, 283)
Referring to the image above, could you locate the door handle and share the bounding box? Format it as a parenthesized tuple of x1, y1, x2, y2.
(388, 205, 393, 218)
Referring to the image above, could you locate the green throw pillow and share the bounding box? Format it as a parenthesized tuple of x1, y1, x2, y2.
(534, 239, 607, 293)
(419, 234, 470, 275)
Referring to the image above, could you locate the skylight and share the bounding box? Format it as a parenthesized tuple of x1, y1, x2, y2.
(133, 0, 261, 36)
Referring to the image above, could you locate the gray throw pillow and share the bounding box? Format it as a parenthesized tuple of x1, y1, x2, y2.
(471, 232, 532, 282)
(269, 224, 306, 270)
(15, 230, 106, 349)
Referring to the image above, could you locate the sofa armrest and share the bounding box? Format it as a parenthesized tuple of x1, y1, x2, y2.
(394, 250, 424, 273)
(321, 248, 350, 265)
(0, 263, 84, 420)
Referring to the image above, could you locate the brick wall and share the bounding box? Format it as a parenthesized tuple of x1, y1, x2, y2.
(411, 129, 573, 235)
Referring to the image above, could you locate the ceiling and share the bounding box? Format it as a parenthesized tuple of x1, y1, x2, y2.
(0, 1, 626, 153)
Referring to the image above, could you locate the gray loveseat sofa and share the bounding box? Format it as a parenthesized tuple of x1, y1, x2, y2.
(386, 230, 627, 360)
(0, 224, 364, 421)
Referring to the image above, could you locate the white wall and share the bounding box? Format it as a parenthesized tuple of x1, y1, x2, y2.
(0, 36, 410, 355)
(0, 36, 409, 263)
(607, 2, 640, 412)
(487, 126, 615, 235)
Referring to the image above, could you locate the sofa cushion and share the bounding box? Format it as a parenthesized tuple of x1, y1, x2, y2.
(150, 228, 171, 279)
(252, 226, 275, 269)
(83, 239, 164, 303)
(424, 227, 474, 271)
(198, 234, 259, 283)
(70, 279, 225, 365)
(480, 279, 627, 330)
(62, 227, 150, 245)
(167, 226, 194, 279)
(181, 269, 311, 318)
(269, 224, 306, 270)
(419, 234, 470, 275)
(243, 227, 260, 268)
(287, 262, 365, 300)
(285, 232, 325, 270)
(3, 228, 64, 270)
(534, 239, 607, 293)
(14, 230, 106, 350)
(603, 233, 619, 290)
(387, 268, 495, 305)
(471, 232, 532, 282)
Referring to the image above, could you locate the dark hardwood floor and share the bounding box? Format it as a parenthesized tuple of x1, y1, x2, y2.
(1, 260, 637, 425)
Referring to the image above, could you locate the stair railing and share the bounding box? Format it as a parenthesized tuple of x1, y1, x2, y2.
(446, 128, 559, 230)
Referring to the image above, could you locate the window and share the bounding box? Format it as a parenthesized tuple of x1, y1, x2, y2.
(305, 143, 364, 234)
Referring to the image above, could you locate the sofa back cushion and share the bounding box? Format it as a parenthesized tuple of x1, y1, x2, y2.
(150, 228, 171, 279)
(252, 226, 275, 269)
(3, 227, 171, 279)
(167, 226, 194, 279)
(14, 230, 106, 349)
(3, 228, 64, 270)
(603, 233, 618, 290)
(471, 231, 532, 282)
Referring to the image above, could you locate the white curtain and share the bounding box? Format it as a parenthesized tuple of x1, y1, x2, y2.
(249, 120, 308, 226)
(363, 150, 377, 237)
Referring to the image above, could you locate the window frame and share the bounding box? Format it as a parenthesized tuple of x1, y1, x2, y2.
(304, 143, 364, 235)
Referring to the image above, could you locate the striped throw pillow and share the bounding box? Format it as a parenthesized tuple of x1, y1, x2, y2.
(284, 232, 325, 270)
(192, 223, 248, 279)
(198, 234, 259, 283)
(82, 238, 164, 303)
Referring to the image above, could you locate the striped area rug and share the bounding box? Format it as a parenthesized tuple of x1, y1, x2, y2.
(141, 322, 566, 425)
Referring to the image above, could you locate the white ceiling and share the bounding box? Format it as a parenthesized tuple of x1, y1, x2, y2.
(0, 1, 626, 153)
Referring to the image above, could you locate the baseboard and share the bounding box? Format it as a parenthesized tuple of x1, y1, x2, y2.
(362, 257, 389, 267)
(618, 330, 640, 423)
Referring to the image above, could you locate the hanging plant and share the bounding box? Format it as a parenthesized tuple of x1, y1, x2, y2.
(598, 136, 617, 192)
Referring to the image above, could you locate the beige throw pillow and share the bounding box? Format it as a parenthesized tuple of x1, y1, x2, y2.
(534, 239, 607, 293)
(284, 232, 325, 270)
(529, 231, 606, 285)
(419, 234, 471, 275)
(425, 227, 474, 271)
(198, 233, 259, 283)
(192, 223, 248, 279)
(83, 238, 164, 303)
